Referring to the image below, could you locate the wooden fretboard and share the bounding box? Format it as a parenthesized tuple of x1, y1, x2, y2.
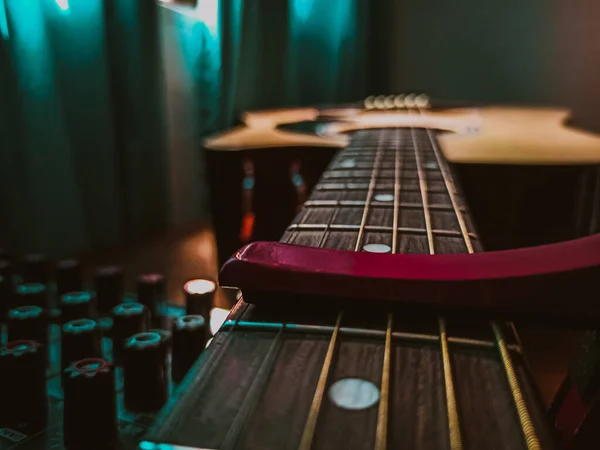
(282, 128, 481, 254)
(145, 127, 558, 450)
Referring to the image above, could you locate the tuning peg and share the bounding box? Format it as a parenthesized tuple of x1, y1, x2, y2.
(394, 95, 405, 109)
(416, 94, 430, 108)
(404, 94, 416, 108)
(382, 95, 394, 109)
(364, 96, 375, 110)
(373, 95, 386, 110)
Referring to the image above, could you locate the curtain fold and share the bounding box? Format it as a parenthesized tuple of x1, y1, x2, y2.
(219, 0, 368, 126)
(0, 0, 169, 256)
(0, 0, 370, 256)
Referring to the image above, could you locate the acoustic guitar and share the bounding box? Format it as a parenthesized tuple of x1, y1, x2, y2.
(144, 95, 600, 450)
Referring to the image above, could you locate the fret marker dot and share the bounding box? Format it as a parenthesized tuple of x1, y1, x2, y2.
(374, 193, 394, 202)
(329, 378, 380, 411)
(340, 159, 356, 168)
(363, 243, 391, 253)
(424, 161, 438, 169)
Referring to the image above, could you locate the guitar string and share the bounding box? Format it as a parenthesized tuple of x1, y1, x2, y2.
(220, 325, 286, 449)
(375, 127, 402, 450)
(298, 129, 387, 450)
(408, 113, 463, 450)
(417, 105, 541, 450)
(220, 135, 368, 447)
(375, 128, 404, 450)
(220, 135, 361, 448)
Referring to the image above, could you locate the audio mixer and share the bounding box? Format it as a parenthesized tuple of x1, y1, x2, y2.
(0, 252, 216, 449)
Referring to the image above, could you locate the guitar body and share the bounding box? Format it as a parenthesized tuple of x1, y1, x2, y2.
(149, 97, 600, 450)
(206, 101, 600, 266)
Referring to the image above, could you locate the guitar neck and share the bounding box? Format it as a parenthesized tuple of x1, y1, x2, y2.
(282, 127, 482, 254)
(145, 126, 559, 450)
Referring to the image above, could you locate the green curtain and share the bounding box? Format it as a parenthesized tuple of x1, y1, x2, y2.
(0, 0, 168, 256)
(0, 0, 370, 256)
(219, 0, 369, 127)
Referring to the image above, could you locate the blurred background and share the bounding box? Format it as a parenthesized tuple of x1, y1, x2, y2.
(2, 0, 598, 258)
(1, 0, 599, 404)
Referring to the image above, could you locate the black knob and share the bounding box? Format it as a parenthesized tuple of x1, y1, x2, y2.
(184, 279, 216, 320)
(137, 273, 165, 326)
(123, 332, 169, 412)
(172, 315, 207, 382)
(56, 260, 84, 299)
(60, 291, 96, 323)
(0, 340, 47, 428)
(0, 258, 13, 279)
(21, 254, 51, 285)
(148, 328, 172, 353)
(15, 283, 48, 309)
(94, 266, 124, 314)
(7, 305, 48, 344)
(0, 273, 12, 321)
(63, 358, 117, 449)
(111, 302, 148, 365)
(61, 319, 102, 370)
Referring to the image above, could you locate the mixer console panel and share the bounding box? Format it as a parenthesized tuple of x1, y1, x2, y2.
(0, 253, 214, 450)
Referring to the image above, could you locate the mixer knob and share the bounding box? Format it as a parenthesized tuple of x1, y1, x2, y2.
(148, 328, 173, 353)
(111, 302, 148, 365)
(0, 272, 13, 320)
(7, 305, 48, 344)
(123, 332, 169, 412)
(56, 259, 84, 299)
(184, 279, 216, 323)
(0, 340, 47, 428)
(21, 254, 50, 285)
(63, 358, 117, 450)
(61, 319, 102, 370)
(137, 273, 166, 326)
(60, 291, 96, 323)
(172, 315, 207, 382)
(0, 258, 13, 279)
(94, 266, 124, 314)
(15, 283, 48, 309)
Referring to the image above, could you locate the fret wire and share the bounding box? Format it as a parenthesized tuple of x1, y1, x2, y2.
(298, 313, 342, 450)
(354, 130, 387, 251)
(303, 200, 465, 212)
(287, 223, 478, 239)
(220, 326, 285, 450)
(317, 185, 447, 193)
(491, 322, 541, 450)
(375, 313, 393, 450)
(392, 128, 403, 254)
(409, 111, 463, 449)
(220, 320, 523, 352)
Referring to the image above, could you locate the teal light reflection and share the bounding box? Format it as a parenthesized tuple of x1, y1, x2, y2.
(293, 0, 316, 21)
(0, 0, 8, 39)
(138, 441, 178, 450)
(55, 0, 69, 12)
(196, 0, 218, 36)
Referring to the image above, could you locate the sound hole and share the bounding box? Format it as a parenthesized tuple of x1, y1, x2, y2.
(328, 378, 380, 411)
